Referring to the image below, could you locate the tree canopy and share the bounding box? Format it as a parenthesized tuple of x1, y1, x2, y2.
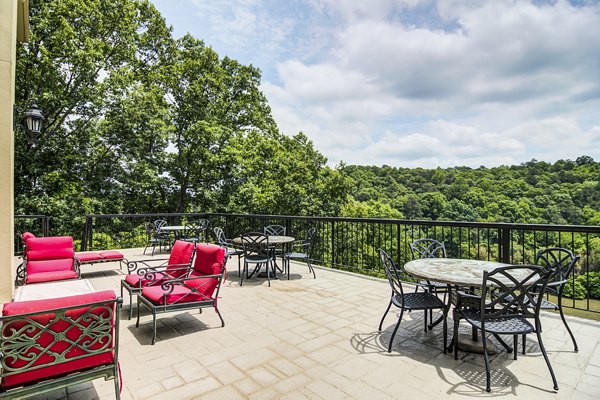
(14, 0, 600, 237)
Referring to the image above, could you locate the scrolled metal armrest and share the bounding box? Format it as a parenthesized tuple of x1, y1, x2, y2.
(127, 258, 169, 273)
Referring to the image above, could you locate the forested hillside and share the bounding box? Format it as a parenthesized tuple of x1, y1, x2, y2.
(342, 156, 600, 225)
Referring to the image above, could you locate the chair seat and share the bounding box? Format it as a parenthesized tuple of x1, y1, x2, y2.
(142, 284, 209, 305)
(461, 309, 534, 334)
(245, 254, 271, 264)
(393, 292, 446, 311)
(286, 252, 308, 259)
(76, 252, 103, 262)
(99, 250, 124, 260)
(27, 270, 79, 284)
(226, 248, 244, 256)
(539, 298, 558, 310)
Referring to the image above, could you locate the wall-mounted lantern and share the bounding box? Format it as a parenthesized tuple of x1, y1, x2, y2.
(14, 101, 45, 146)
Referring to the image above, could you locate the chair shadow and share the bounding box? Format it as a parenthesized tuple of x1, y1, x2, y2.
(350, 311, 557, 395)
(124, 311, 212, 346)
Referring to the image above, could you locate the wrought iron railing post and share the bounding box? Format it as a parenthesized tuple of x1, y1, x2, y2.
(331, 220, 335, 268)
(501, 226, 511, 263)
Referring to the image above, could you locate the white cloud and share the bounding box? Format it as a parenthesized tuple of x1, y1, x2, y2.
(157, 0, 600, 168)
(262, 0, 600, 167)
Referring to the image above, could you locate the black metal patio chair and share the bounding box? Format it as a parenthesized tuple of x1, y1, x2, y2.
(378, 248, 448, 353)
(214, 226, 244, 277)
(240, 233, 275, 287)
(410, 238, 450, 326)
(182, 218, 209, 244)
(284, 227, 316, 280)
(534, 248, 580, 351)
(453, 264, 558, 392)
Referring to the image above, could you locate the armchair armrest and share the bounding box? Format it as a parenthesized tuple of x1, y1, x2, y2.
(126, 258, 170, 273)
(138, 264, 192, 287)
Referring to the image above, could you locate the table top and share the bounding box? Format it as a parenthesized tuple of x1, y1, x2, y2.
(13, 279, 96, 302)
(158, 225, 186, 231)
(404, 258, 531, 287)
(232, 235, 295, 245)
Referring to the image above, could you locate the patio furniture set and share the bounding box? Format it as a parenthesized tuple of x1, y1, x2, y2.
(1, 226, 578, 397)
(379, 238, 579, 392)
(1, 222, 317, 398)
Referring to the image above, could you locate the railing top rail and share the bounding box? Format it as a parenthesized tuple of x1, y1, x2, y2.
(205, 213, 600, 234)
(86, 212, 207, 219)
(14, 215, 49, 219)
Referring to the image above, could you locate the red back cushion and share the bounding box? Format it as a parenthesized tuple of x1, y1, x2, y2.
(185, 244, 225, 297)
(21, 232, 36, 242)
(26, 236, 75, 261)
(192, 244, 225, 275)
(1, 290, 117, 389)
(166, 240, 194, 278)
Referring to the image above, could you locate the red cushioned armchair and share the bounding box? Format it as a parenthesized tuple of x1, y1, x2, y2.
(136, 243, 227, 345)
(0, 291, 122, 399)
(15, 236, 80, 286)
(120, 240, 195, 319)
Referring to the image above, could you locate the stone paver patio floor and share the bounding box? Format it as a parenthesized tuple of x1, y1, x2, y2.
(27, 248, 600, 399)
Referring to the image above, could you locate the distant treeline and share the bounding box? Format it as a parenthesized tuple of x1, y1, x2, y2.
(341, 156, 600, 226)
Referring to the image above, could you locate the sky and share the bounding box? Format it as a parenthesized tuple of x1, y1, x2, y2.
(150, 0, 600, 168)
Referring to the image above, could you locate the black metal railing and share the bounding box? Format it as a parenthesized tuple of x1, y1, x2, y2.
(17, 212, 600, 314)
(13, 215, 50, 254)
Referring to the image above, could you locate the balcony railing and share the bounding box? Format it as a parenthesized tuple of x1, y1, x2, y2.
(13, 215, 50, 254)
(15, 212, 600, 314)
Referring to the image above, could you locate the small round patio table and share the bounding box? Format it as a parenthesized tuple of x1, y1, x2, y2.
(404, 258, 531, 355)
(232, 235, 295, 278)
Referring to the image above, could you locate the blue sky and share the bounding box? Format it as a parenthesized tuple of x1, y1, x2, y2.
(150, 0, 600, 168)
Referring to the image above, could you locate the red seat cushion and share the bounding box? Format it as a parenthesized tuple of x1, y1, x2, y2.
(165, 241, 194, 278)
(99, 250, 124, 260)
(76, 252, 103, 262)
(26, 270, 79, 284)
(27, 259, 75, 274)
(1, 290, 117, 389)
(142, 284, 209, 305)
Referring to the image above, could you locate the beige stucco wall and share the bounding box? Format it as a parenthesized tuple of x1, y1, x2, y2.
(0, 0, 21, 301)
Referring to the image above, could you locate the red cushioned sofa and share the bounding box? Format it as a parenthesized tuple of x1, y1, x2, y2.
(0, 291, 122, 399)
(21, 232, 127, 271)
(15, 236, 81, 286)
(136, 243, 227, 344)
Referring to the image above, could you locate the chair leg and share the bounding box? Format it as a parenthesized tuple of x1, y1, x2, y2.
(482, 332, 491, 392)
(215, 305, 225, 327)
(453, 309, 459, 360)
(151, 309, 157, 345)
(128, 290, 133, 320)
(379, 298, 393, 331)
(267, 258, 271, 287)
(135, 299, 141, 327)
(423, 310, 428, 332)
(536, 330, 559, 391)
(143, 244, 148, 255)
(388, 308, 405, 353)
(513, 335, 518, 360)
(308, 258, 316, 279)
(240, 262, 246, 286)
(558, 296, 578, 351)
(114, 364, 121, 400)
(522, 333, 526, 354)
(442, 307, 448, 354)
